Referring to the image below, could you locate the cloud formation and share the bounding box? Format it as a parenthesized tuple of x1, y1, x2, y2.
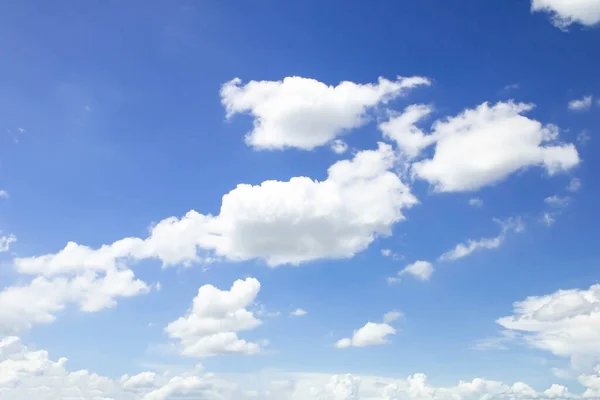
(531, 0, 600, 28)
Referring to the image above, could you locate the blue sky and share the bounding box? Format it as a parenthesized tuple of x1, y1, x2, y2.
(1, 1, 600, 399)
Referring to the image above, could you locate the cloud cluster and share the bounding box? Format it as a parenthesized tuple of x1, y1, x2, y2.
(221, 75, 430, 151)
(165, 278, 264, 357)
(568, 95, 593, 111)
(381, 101, 579, 192)
(531, 0, 600, 28)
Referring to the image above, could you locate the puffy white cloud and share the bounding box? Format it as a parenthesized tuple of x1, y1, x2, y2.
(335, 312, 400, 349)
(0, 267, 149, 334)
(290, 308, 307, 317)
(120, 372, 157, 390)
(497, 283, 600, 368)
(568, 177, 582, 192)
(439, 218, 523, 262)
(568, 95, 594, 111)
(382, 101, 579, 192)
(544, 195, 571, 207)
(383, 311, 403, 324)
(221, 75, 430, 151)
(468, 198, 484, 207)
(531, 0, 600, 28)
(389, 260, 434, 282)
(165, 278, 264, 357)
(541, 212, 557, 227)
(15, 143, 417, 271)
(331, 139, 349, 154)
(0, 233, 16, 252)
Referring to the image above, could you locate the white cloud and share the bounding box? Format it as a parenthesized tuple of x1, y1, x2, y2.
(0, 267, 150, 334)
(381, 248, 403, 260)
(439, 218, 523, 262)
(544, 195, 570, 207)
(165, 278, 264, 358)
(568, 95, 593, 111)
(382, 101, 579, 192)
(15, 143, 417, 271)
(2, 336, 600, 399)
(383, 311, 403, 324)
(221, 75, 430, 151)
(531, 0, 600, 28)
(335, 322, 396, 349)
(541, 212, 557, 227)
(290, 308, 307, 317)
(468, 198, 484, 207)
(0, 233, 16, 252)
(577, 130, 591, 145)
(395, 260, 434, 281)
(331, 139, 348, 154)
(568, 177, 582, 192)
(0, 190, 8, 199)
(497, 283, 600, 369)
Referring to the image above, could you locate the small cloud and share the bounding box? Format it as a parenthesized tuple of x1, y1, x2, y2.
(148, 322, 155, 328)
(541, 212, 556, 227)
(389, 260, 434, 282)
(504, 83, 520, 91)
(468, 198, 483, 207)
(290, 308, 307, 317)
(568, 95, 593, 111)
(383, 310, 403, 324)
(577, 130, 591, 145)
(0, 190, 8, 199)
(255, 304, 281, 318)
(0, 233, 16, 252)
(154, 282, 162, 291)
(567, 177, 581, 192)
(330, 139, 348, 154)
(381, 248, 403, 260)
(473, 330, 518, 351)
(544, 195, 570, 208)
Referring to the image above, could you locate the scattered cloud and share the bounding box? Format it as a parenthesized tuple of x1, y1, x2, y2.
(0, 190, 8, 199)
(221, 75, 430, 151)
(290, 308, 307, 317)
(544, 195, 570, 207)
(468, 198, 484, 207)
(577, 130, 591, 145)
(381, 248, 403, 260)
(473, 330, 519, 351)
(531, 0, 600, 29)
(381, 101, 579, 192)
(439, 218, 523, 262)
(497, 283, 600, 370)
(398, 260, 434, 281)
(540, 212, 557, 227)
(504, 83, 520, 91)
(0, 233, 16, 252)
(14, 143, 417, 271)
(568, 95, 593, 111)
(567, 177, 582, 192)
(383, 310, 403, 324)
(165, 278, 264, 358)
(335, 322, 396, 348)
(331, 139, 348, 154)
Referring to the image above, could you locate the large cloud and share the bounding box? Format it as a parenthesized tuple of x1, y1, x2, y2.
(531, 0, 600, 29)
(165, 278, 264, 357)
(380, 101, 579, 192)
(497, 283, 600, 369)
(221, 75, 430, 150)
(14, 143, 416, 273)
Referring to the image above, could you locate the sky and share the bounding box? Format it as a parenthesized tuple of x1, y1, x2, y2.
(0, 0, 600, 399)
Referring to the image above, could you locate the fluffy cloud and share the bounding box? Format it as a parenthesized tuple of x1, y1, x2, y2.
(439, 218, 523, 261)
(0, 233, 16, 252)
(221, 75, 430, 150)
(15, 143, 417, 271)
(0, 268, 149, 334)
(335, 312, 400, 349)
(331, 139, 349, 154)
(568, 95, 593, 111)
(497, 283, 600, 369)
(165, 278, 264, 357)
(544, 195, 570, 207)
(568, 177, 582, 192)
(381, 101, 579, 192)
(388, 261, 434, 283)
(531, 0, 600, 28)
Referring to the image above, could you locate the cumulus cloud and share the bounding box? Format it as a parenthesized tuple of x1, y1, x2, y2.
(15, 143, 417, 271)
(381, 101, 579, 192)
(568, 95, 593, 111)
(221, 75, 430, 151)
(0, 267, 149, 334)
(335, 312, 400, 349)
(497, 283, 600, 369)
(165, 278, 264, 357)
(544, 195, 570, 207)
(439, 218, 524, 262)
(388, 260, 434, 283)
(531, 0, 600, 28)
